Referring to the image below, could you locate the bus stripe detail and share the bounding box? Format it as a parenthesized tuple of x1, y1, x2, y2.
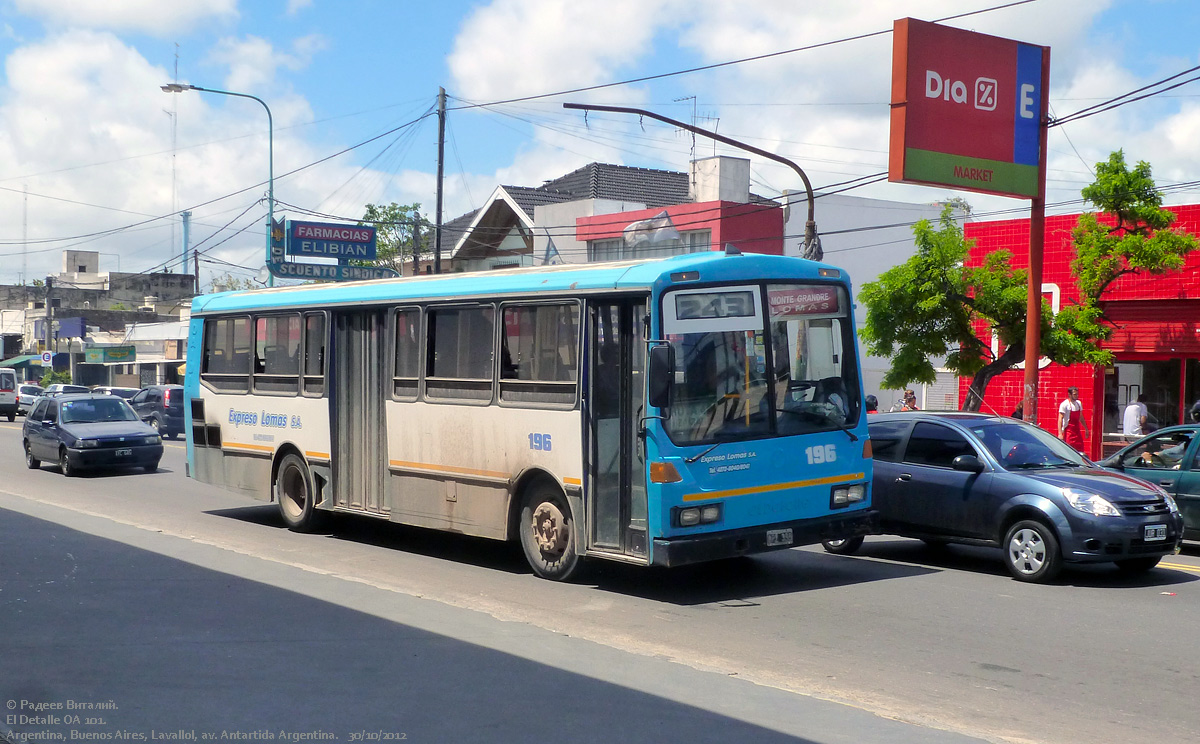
(223, 442, 274, 454)
(389, 460, 510, 480)
(563, 477, 583, 486)
(682, 472, 867, 502)
(305, 451, 330, 461)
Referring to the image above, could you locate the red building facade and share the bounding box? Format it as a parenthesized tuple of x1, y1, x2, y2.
(961, 204, 1200, 460)
(575, 200, 784, 256)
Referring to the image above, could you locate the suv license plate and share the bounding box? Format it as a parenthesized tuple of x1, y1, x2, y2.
(1144, 524, 1167, 541)
(766, 528, 794, 547)
(115, 448, 132, 457)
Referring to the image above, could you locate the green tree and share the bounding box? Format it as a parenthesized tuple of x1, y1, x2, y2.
(357, 202, 425, 273)
(209, 272, 259, 292)
(859, 151, 1197, 411)
(40, 370, 72, 387)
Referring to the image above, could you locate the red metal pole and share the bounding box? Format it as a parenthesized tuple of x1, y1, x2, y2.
(1023, 46, 1051, 425)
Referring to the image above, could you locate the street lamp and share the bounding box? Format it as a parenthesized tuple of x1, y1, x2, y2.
(161, 82, 274, 286)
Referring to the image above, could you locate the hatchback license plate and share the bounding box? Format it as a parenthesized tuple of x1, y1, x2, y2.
(1144, 524, 1167, 541)
(115, 448, 132, 457)
(766, 528, 794, 547)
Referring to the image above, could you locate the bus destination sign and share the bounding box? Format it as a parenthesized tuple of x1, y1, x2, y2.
(287, 220, 378, 260)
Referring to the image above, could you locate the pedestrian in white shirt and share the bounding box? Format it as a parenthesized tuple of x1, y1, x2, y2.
(1123, 394, 1148, 438)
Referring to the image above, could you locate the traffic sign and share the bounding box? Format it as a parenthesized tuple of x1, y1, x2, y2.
(40, 351, 52, 365)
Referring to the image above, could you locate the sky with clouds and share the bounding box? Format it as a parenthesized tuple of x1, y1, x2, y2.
(0, 0, 1197, 288)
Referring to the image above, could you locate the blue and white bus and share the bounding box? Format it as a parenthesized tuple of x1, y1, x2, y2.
(184, 249, 874, 580)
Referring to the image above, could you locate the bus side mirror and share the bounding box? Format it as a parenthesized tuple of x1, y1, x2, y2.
(647, 344, 674, 410)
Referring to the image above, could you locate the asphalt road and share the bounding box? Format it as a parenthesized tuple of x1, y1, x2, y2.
(1, 418, 1198, 744)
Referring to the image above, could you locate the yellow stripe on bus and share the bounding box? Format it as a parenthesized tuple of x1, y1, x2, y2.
(223, 442, 275, 453)
(389, 460, 510, 480)
(683, 472, 867, 502)
(305, 451, 330, 461)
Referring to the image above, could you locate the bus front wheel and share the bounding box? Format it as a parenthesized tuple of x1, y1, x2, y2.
(276, 453, 322, 532)
(519, 481, 580, 581)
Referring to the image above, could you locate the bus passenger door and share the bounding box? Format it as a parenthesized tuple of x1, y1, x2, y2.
(587, 299, 648, 560)
(331, 310, 389, 515)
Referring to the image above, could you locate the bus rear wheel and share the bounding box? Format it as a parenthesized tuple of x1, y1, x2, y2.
(276, 453, 322, 532)
(519, 481, 580, 581)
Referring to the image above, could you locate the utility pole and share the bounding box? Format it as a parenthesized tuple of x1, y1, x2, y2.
(434, 87, 446, 274)
(181, 210, 191, 283)
(43, 277, 53, 378)
(193, 248, 200, 295)
(412, 210, 421, 276)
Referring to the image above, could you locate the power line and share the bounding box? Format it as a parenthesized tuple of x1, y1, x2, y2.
(445, 1, 1038, 112)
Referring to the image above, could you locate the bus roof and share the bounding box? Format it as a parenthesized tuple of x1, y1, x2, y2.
(191, 251, 846, 315)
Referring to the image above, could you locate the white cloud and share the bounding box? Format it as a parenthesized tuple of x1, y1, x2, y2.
(286, 0, 313, 16)
(448, 0, 686, 101)
(11, 0, 238, 37)
(0, 29, 362, 286)
(207, 34, 327, 93)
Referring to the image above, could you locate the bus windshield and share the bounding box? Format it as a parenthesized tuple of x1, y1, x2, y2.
(663, 283, 856, 445)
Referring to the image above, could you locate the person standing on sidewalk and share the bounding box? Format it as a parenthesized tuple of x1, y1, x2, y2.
(1058, 386, 1088, 452)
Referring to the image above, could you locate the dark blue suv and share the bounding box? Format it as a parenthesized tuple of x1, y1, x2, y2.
(129, 385, 185, 439)
(823, 412, 1184, 582)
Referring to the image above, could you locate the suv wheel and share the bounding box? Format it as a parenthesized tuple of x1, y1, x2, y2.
(1003, 519, 1062, 583)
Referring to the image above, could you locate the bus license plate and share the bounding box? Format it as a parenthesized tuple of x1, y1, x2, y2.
(766, 528, 794, 547)
(1144, 524, 1167, 541)
(115, 448, 132, 457)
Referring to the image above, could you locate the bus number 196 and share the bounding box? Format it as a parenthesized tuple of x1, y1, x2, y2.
(529, 433, 553, 451)
(805, 444, 836, 464)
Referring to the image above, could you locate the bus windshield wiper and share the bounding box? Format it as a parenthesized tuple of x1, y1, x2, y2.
(685, 441, 723, 463)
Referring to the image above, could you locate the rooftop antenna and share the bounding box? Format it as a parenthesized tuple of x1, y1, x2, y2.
(674, 95, 697, 182)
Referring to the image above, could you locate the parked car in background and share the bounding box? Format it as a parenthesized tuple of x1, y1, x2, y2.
(823, 412, 1184, 583)
(0, 369, 17, 421)
(22, 393, 163, 476)
(129, 385, 185, 439)
(93, 386, 140, 399)
(42, 383, 90, 397)
(16, 384, 45, 416)
(1100, 424, 1200, 542)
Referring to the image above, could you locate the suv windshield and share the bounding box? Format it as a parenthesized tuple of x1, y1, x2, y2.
(661, 283, 857, 445)
(969, 421, 1089, 470)
(60, 398, 139, 424)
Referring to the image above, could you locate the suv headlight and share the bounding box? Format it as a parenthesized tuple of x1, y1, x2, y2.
(1063, 487, 1120, 517)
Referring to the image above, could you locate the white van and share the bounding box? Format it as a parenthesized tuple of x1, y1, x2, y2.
(0, 368, 17, 422)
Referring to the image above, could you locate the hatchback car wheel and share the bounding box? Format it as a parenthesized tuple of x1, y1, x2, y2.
(24, 441, 39, 469)
(1003, 520, 1062, 583)
(59, 447, 77, 478)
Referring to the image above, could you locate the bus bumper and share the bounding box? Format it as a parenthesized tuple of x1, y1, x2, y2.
(650, 509, 878, 568)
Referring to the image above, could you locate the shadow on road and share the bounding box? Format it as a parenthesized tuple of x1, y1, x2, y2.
(832, 537, 1199, 589)
(207, 505, 937, 604)
(0, 507, 978, 744)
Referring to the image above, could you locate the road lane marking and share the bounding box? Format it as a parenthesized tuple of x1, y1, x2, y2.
(1160, 561, 1200, 575)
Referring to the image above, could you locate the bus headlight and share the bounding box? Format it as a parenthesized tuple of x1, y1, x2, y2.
(831, 483, 866, 508)
(674, 503, 723, 527)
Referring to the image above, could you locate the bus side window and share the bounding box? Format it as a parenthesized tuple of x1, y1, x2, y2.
(426, 305, 494, 402)
(253, 315, 301, 394)
(391, 308, 419, 400)
(499, 303, 579, 407)
(202, 317, 251, 393)
(303, 312, 326, 397)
